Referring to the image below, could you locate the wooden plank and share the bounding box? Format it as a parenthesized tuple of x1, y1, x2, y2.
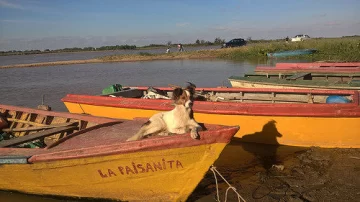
(0, 125, 78, 148)
(2, 122, 78, 132)
(286, 73, 311, 80)
(7, 118, 49, 126)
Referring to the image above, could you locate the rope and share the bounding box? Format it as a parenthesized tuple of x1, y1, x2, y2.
(210, 165, 247, 202)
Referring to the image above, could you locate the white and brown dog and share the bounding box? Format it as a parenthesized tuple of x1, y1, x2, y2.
(127, 84, 201, 141)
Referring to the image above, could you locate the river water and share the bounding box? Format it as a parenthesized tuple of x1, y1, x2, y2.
(0, 59, 261, 112)
(0, 52, 312, 201)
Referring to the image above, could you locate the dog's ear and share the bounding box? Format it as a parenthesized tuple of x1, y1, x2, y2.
(185, 82, 196, 97)
(186, 82, 196, 89)
(172, 88, 184, 100)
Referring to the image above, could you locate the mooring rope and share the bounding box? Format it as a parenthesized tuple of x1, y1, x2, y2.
(210, 165, 247, 202)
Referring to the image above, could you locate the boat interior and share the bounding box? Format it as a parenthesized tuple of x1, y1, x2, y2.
(0, 106, 116, 149)
(244, 73, 360, 83)
(101, 86, 356, 105)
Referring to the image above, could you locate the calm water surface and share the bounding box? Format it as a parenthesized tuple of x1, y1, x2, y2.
(0, 59, 258, 111)
(0, 57, 310, 202)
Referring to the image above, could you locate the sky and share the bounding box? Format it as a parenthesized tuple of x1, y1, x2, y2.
(0, 0, 359, 51)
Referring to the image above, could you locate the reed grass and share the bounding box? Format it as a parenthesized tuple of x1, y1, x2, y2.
(100, 37, 360, 63)
(218, 37, 360, 61)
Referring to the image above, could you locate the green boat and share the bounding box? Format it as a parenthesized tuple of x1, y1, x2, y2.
(229, 72, 360, 90)
(267, 49, 317, 58)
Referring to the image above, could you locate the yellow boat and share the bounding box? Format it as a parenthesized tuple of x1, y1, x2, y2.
(228, 73, 360, 90)
(0, 105, 239, 201)
(62, 86, 360, 148)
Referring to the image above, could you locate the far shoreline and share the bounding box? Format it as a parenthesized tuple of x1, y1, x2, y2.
(0, 53, 218, 69)
(1, 37, 359, 69)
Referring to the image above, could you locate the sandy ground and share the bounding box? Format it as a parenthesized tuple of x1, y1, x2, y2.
(189, 140, 360, 202)
(0, 51, 219, 69)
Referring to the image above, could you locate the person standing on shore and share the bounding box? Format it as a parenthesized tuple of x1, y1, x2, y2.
(178, 43, 184, 52)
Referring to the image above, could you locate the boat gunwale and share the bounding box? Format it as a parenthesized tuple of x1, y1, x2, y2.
(25, 125, 239, 163)
(255, 66, 360, 73)
(61, 87, 360, 117)
(276, 62, 360, 68)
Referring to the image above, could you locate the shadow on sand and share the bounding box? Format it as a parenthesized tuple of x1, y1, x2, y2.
(240, 120, 283, 170)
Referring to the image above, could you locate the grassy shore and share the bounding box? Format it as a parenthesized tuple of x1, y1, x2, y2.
(1, 37, 359, 69)
(100, 37, 360, 62)
(218, 37, 360, 61)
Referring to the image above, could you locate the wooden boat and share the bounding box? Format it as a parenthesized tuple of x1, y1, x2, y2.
(0, 104, 117, 147)
(255, 62, 360, 73)
(276, 62, 360, 68)
(228, 73, 360, 90)
(267, 49, 316, 58)
(0, 105, 239, 201)
(255, 66, 360, 74)
(62, 86, 360, 148)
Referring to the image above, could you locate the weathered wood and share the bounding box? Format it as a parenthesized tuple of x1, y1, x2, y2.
(6, 118, 48, 126)
(2, 122, 78, 132)
(0, 125, 78, 148)
(286, 73, 311, 80)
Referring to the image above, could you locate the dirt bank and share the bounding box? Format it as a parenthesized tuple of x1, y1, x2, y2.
(0, 50, 220, 69)
(191, 146, 360, 202)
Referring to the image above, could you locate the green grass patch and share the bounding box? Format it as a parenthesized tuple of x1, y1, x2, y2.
(219, 37, 360, 61)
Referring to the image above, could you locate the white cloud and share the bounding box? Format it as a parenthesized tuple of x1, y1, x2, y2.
(0, 0, 24, 9)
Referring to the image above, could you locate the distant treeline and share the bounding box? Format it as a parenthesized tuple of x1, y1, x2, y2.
(140, 37, 226, 49)
(0, 45, 137, 56)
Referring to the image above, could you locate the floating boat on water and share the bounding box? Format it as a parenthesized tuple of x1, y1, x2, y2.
(276, 62, 360, 68)
(267, 49, 317, 58)
(62, 86, 360, 148)
(0, 104, 239, 201)
(229, 73, 360, 90)
(256, 66, 360, 74)
(256, 62, 360, 73)
(0, 104, 117, 147)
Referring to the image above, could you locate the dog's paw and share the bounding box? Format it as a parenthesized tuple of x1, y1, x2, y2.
(126, 136, 139, 141)
(190, 131, 200, 140)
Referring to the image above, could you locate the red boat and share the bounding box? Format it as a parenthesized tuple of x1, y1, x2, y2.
(256, 62, 360, 73)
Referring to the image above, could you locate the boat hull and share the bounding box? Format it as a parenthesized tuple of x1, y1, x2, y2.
(228, 78, 360, 90)
(0, 121, 238, 201)
(276, 62, 360, 68)
(63, 100, 360, 148)
(255, 66, 360, 73)
(267, 49, 316, 57)
(0, 144, 227, 201)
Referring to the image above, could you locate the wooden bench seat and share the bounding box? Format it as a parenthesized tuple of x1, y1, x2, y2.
(286, 72, 311, 80)
(0, 124, 78, 148)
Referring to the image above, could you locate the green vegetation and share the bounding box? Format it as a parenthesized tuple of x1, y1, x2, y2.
(218, 36, 360, 62)
(1, 36, 359, 64)
(100, 37, 360, 63)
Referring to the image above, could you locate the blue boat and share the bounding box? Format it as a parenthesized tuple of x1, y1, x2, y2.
(267, 49, 317, 58)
